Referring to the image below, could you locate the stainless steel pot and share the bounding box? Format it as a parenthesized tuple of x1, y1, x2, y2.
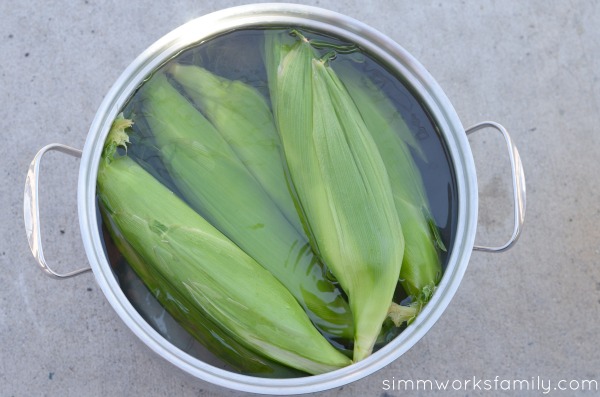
(23, 3, 526, 394)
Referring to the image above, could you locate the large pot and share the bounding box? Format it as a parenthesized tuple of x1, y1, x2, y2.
(23, 3, 525, 395)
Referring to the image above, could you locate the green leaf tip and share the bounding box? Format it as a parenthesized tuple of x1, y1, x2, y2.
(387, 302, 418, 327)
(427, 215, 447, 252)
(103, 113, 133, 162)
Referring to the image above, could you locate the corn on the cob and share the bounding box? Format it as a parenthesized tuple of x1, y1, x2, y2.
(101, 203, 302, 377)
(266, 32, 404, 361)
(167, 63, 304, 236)
(334, 60, 444, 308)
(134, 72, 354, 342)
(96, 116, 352, 374)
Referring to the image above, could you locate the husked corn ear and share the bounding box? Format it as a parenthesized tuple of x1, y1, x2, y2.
(135, 72, 354, 341)
(96, 117, 352, 374)
(334, 61, 444, 307)
(267, 32, 404, 361)
(101, 205, 300, 376)
(167, 63, 303, 235)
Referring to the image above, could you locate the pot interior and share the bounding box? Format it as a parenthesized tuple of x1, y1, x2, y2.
(96, 25, 458, 379)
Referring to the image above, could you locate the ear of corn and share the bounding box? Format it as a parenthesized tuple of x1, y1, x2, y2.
(333, 61, 444, 306)
(100, 203, 303, 377)
(134, 72, 354, 342)
(263, 30, 296, 115)
(97, 117, 352, 374)
(167, 63, 304, 236)
(267, 33, 404, 361)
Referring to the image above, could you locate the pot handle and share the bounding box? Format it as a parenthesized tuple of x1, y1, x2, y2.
(24, 143, 92, 278)
(465, 121, 526, 253)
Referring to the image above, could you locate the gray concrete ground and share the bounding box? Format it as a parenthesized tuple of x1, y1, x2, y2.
(2, 1, 599, 396)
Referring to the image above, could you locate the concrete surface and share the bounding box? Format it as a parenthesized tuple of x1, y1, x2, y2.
(2, 1, 599, 396)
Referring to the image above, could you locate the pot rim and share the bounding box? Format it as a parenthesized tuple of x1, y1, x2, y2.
(77, 3, 478, 394)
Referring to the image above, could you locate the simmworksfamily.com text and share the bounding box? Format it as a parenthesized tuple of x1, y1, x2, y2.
(382, 376, 598, 394)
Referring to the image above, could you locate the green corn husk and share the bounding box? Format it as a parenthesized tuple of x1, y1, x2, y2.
(96, 117, 352, 374)
(263, 30, 296, 115)
(267, 32, 404, 361)
(167, 63, 303, 235)
(134, 72, 354, 342)
(333, 60, 445, 309)
(100, 204, 302, 377)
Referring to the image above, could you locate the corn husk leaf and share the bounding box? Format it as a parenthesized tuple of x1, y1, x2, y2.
(268, 33, 404, 361)
(334, 60, 444, 304)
